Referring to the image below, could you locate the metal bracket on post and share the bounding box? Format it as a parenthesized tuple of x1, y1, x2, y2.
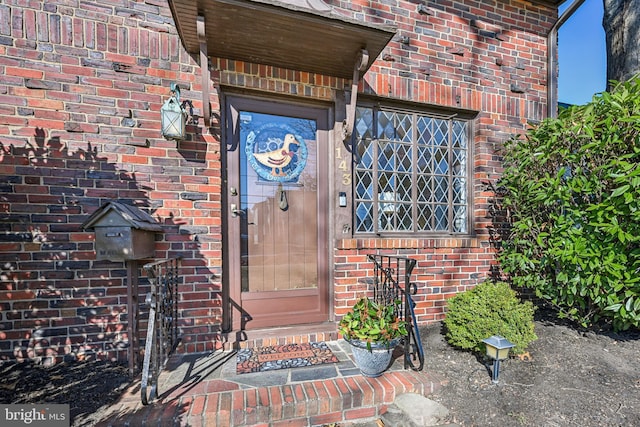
(342, 49, 369, 142)
(197, 15, 211, 127)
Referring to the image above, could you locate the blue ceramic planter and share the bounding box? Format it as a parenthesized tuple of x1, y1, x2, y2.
(347, 338, 400, 377)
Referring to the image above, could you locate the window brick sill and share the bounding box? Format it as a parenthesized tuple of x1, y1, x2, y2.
(336, 236, 482, 250)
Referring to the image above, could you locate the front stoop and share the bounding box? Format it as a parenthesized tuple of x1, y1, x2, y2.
(96, 370, 445, 426)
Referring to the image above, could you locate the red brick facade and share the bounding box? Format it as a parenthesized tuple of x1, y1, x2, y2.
(0, 0, 556, 364)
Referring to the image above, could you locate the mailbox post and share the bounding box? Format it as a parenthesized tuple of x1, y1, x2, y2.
(83, 201, 163, 375)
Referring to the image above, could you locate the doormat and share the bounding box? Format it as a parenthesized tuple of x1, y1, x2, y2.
(236, 342, 339, 374)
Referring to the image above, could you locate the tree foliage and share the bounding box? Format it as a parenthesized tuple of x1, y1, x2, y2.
(497, 77, 640, 331)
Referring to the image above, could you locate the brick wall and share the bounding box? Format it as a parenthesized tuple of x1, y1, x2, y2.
(0, 0, 556, 364)
(0, 0, 225, 364)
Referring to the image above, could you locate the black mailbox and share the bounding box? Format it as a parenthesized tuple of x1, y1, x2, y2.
(82, 201, 163, 261)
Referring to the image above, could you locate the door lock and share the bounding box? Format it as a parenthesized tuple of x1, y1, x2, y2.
(230, 203, 244, 217)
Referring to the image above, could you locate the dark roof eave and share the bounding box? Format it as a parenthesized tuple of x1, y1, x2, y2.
(168, 0, 397, 79)
(532, 0, 565, 6)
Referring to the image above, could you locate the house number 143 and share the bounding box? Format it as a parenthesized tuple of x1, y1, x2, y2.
(335, 147, 351, 185)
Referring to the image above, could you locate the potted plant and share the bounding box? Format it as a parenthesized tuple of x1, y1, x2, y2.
(339, 296, 407, 377)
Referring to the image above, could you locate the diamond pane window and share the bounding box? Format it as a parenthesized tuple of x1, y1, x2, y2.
(356, 170, 373, 199)
(417, 204, 432, 231)
(357, 137, 374, 169)
(453, 121, 467, 148)
(397, 203, 412, 231)
(453, 149, 466, 176)
(356, 202, 374, 232)
(353, 104, 471, 234)
(398, 174, 412, 202)
(417, 145, 432, 174)
(434, 205, 449, 230)
(355, 107, 374, 141)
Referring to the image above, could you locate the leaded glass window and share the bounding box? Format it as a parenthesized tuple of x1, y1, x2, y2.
(353, 105, 471, 234)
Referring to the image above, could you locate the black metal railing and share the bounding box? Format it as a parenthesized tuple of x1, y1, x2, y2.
(368, 254, 424, 371)
(141, 258, 180, 405)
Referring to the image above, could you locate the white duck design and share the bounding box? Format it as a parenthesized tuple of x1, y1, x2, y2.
(252, 133, 299, 177)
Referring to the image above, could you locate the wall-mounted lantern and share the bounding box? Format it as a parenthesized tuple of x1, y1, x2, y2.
(482, 335, 515, 384)
(161, 83, 187, 141)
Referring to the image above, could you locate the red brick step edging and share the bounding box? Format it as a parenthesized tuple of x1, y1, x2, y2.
(96, 369, 445, 426)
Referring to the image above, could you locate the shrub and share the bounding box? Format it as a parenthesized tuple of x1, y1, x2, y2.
(444, 281, 537, 355)
(496, 77, 640, 331)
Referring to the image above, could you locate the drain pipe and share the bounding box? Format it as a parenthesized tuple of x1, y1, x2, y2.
(547, 0, 587, 118)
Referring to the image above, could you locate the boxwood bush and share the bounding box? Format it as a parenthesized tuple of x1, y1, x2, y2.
(444, 281, 537, 355)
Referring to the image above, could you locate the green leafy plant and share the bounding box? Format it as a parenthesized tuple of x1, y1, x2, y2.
(444, 281, 537, 355)
(495, 77, 640, 331)
(339, 297, 407, 350)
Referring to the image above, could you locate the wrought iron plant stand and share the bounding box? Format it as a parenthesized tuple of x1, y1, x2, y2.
(368, 254, 425, 371)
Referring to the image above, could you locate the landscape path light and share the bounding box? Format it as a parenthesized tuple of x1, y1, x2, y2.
(482, 335, 515, 384)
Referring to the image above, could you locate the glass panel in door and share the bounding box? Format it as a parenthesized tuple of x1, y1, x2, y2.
(239, 111, 318, 293)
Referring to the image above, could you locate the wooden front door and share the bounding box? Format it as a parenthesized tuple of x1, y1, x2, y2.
(225, 95, 329, 330)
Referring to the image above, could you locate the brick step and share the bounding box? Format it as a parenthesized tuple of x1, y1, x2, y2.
(96, 369, 445, 426)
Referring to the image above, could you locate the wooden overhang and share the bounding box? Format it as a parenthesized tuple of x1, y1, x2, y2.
(168, 0, 396, 79)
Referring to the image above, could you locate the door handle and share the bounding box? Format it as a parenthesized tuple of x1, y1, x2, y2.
(230, 203, 245, 217)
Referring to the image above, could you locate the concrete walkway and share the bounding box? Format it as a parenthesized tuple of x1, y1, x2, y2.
(95, 340, 451, 426)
